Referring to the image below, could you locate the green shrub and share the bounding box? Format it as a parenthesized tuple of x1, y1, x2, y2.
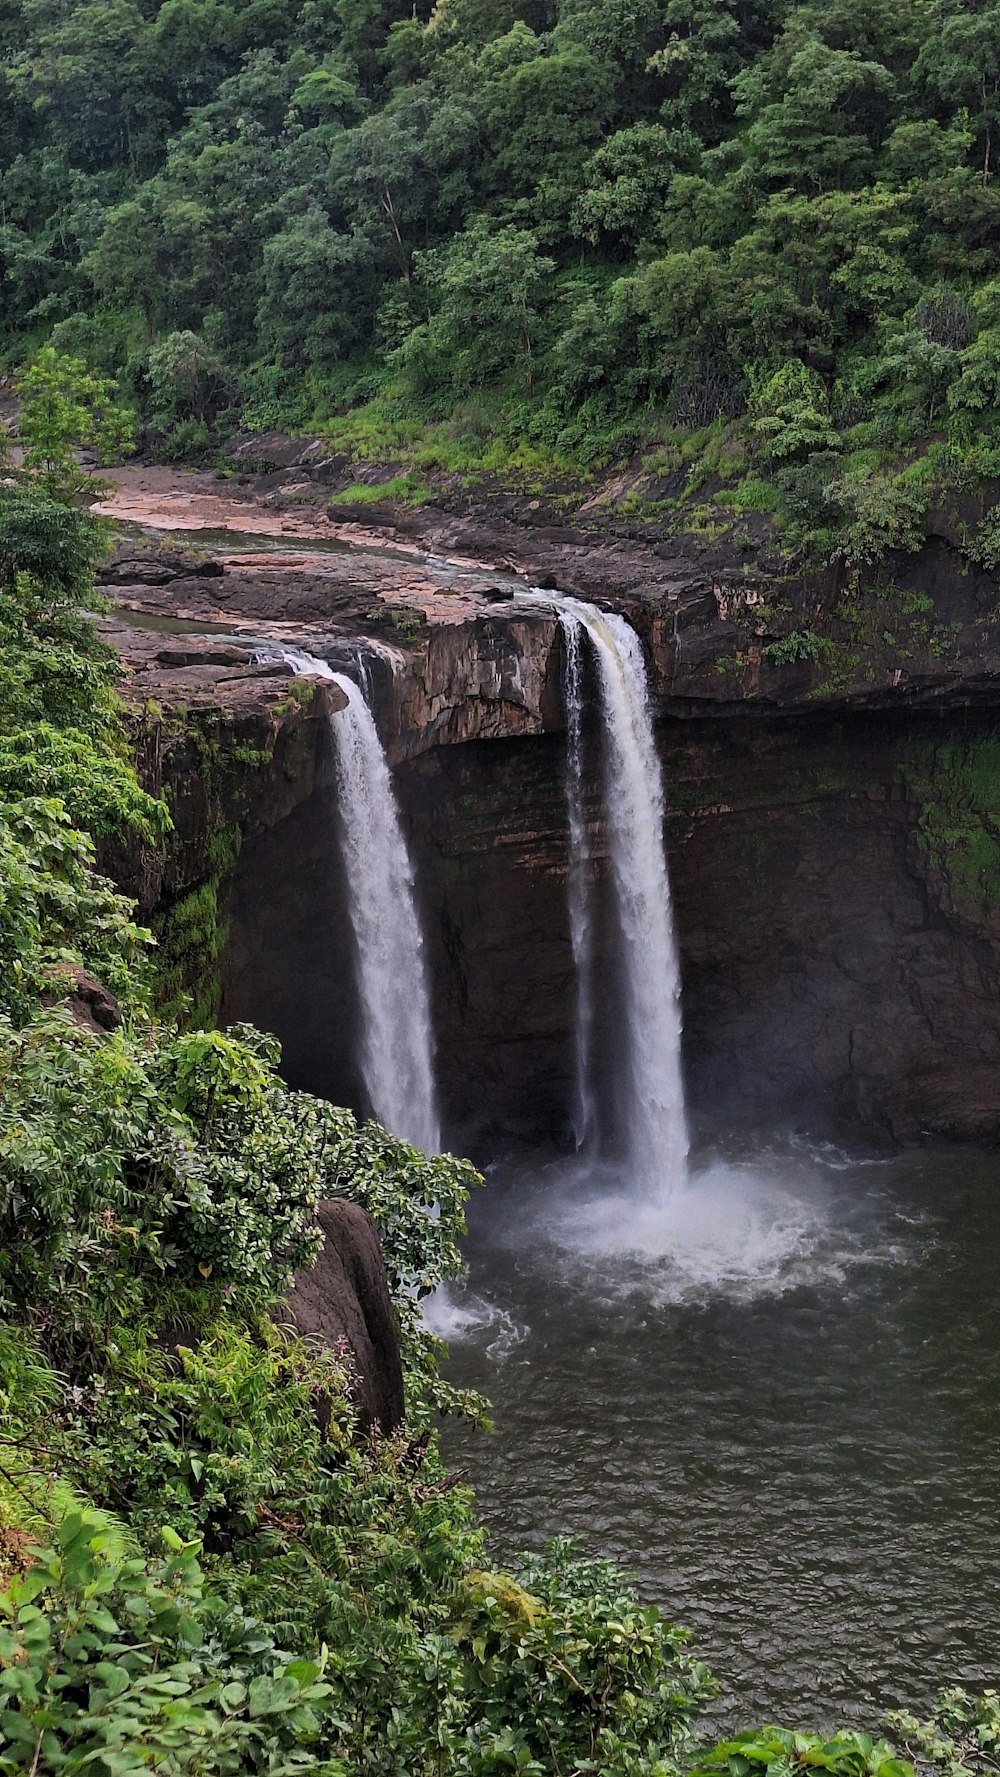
(965, 507, 1000, 569)
(0, 1511, 346, 1776)
(690, 1729, 913, 1777)
(747, 362, 841, 465)
(887, 1688, 1000, 1777)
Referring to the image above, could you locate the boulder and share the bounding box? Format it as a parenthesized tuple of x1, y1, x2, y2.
(284, 1199, 404, 1437)
(54, 969, 124, 1033)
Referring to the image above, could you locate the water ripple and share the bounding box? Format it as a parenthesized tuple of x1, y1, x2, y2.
(441, 1140, 1000, 1729)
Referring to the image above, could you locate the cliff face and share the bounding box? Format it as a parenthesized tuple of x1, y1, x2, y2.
(99, 614, 345, 1027)
(101, 481, 1000, 1149)
(390, 712, 1000, 1150)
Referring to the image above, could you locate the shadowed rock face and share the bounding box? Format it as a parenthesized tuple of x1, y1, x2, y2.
(221, 785, 363, 1109)
(217, 709, 1000, 1151)
(44, 968, 124, 1034)
(395, 711, 1000, 1148)
(284, 1199, 404, 1438)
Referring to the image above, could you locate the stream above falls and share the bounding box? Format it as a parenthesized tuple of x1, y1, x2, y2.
(439, 1137, 1000, 1730)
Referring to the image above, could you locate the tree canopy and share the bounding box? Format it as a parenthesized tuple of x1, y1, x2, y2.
(5, 0, 1000, 499)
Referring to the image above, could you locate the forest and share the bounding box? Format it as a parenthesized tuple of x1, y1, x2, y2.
(4, 0, 1000, 565)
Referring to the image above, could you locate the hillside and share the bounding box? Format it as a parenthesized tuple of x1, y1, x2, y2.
(4, 0, 1000, 577)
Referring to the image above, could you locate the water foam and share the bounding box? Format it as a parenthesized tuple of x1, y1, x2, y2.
(422, 1282, 527, 1360)
(477, 1142, 911, 1309)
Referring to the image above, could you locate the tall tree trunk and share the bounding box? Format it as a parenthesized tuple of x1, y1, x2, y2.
(380, 187, 409, 284)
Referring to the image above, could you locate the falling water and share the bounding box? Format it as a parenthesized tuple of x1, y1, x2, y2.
(331, 676, 441, 1155)
(259, 646, 440, 1154)
(563, 620, 596, 1150)
(535, 596, 689, 1195)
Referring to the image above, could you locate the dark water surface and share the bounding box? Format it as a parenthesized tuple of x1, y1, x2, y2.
(438, 1140, 1000, 1729)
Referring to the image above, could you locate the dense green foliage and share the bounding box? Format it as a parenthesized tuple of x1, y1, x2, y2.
(6, 0, 1000, 562)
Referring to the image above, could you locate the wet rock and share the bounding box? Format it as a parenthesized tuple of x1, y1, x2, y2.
(154, 645, 247, 668)
(284, 1199, 404, 1437)
(227, 430, 324, 472)
(100, 547, 224, 586)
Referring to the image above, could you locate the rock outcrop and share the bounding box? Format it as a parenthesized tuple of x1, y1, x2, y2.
(64, 969, 124, 1033)
(285, 1199, 404, 1438)
(44, 968, 124, 1034)
(97, 468, 1000, 1147)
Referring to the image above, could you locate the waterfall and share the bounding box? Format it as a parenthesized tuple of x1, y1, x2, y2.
(260, 647, 440, 1154)
(539, 596, 689, 1195)
(563, 621, 596, 1150)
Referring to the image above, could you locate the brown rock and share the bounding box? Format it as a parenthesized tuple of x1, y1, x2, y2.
(284, 1199, 404, 1438)
(53, 969, 124, 1033)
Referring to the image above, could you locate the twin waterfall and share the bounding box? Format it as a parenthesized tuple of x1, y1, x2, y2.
(271, 599, 687, 1194)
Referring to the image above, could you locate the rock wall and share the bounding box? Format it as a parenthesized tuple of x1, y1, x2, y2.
(670, 710, 1000, 1143)
(100, 510, 1000, 1149)
(99, 621, 343, 1028)
(215, 703, 1000, 1151)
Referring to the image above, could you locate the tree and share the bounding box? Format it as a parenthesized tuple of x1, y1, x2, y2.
(646, 0, 745, 139)
(85, 198, 164, 340)
(15, 349, 133, 504)
(476, 35, 614, 237)
(145, 330, 235, 428)
(632, 246, 729, 370)
(572, 122, 699, 250)
(257, 212, 374, 366)
(330, 106, 429, 281)
(747, 359, 841, 463)
(918, 3, 1000, 186)
(4, 0, 171, 178)
(408, 219, 554, 391)
(735, 33, 896, 193)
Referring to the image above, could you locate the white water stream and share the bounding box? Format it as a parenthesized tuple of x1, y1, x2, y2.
(259, 646, 440, 1154)
(562, 618, 596, 1151)
(536, 595, 689, 1196)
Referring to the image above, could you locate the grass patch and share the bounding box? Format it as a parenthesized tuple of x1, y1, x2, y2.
(328, 473, 436, 507)
(716, 475, 781, 514)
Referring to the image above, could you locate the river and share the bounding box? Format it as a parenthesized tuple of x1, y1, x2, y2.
(440, 1136, 1000, 1729)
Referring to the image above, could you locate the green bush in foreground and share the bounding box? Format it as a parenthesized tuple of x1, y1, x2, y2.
(0, 1505, 717, 1775)
(888, 1689, 1000, 1777)
(0, 1515, 345, 1777)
